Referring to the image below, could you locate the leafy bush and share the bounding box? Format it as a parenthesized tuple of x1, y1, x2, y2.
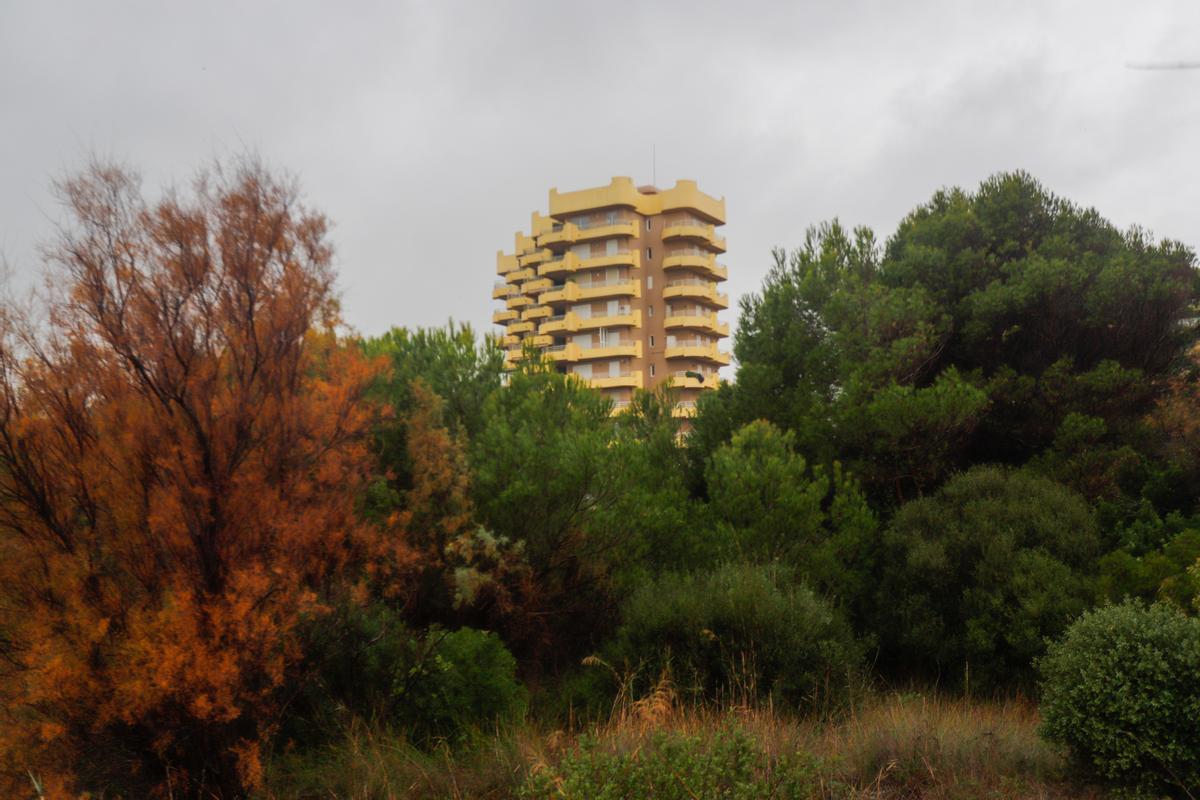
(1038, 600, 1200, 795)
(289, 603, 525, 748)
(608, 563, 862, 708)
(1099, 527, 1200, 610)
(703, 421, 879, 618)
(519, 727, 821, 799)
(395, 626, 527, 742)
(877, 466, 1100, 688)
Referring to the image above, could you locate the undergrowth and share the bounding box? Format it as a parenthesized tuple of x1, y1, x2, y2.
(263, 679, 1103, 799)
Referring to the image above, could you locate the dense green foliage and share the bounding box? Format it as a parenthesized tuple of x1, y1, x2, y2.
(395, 627, 527, 743)
(704, 422, 877, 611)
(301, 171, 1196, 793)
(700, 172, 1197, 509)
(289, 602, 525, 747)
(1038, 601, 1200, 795)
(1099, 525, 1200, 609)
(878, 466, 1101, 688)
(610, 564, 862, 708)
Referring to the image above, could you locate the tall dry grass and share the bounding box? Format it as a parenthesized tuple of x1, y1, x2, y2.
(262, 685, 1102, 799)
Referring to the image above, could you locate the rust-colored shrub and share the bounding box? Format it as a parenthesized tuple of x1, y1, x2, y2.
(0, 161, 397, 797)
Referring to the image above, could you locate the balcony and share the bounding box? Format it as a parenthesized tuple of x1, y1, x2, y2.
(521, 304, 551, 321)
(538, 220, 639, 248)
(662, 280, 729, 308)
(517, 249, 551, 268)
(579, 280, 640, 302)
(672, 400, 699, 419)
(506, 268, 535, 284)
(538, 251, 579, 278)
(663, 313, 729, 337)
(664, 343, 730, 365)
(493, 309, 518, 325)
(501, 334, 520, 347)
(581, 250, 640, 271)
(540, 282, 580, 305)
(662, 222, 727, 253)
(579, 340, 643, 360)
(538, 313, 578, 335)
(496, 252, 519, 275)
(545, 343, 582, 363)
(539, 249, 640, 278)
(506, 294, 532, 310)
(662, 252, 728, 281)
(589, 370, 643, 389)
(507, 320, 535, 335)
(503, 347, 531, 368)
(514, 232, 536, 254)
(528, 334, 553, 347)
(537, 224, 576, 249)
(668, 370, 720, 390)
(579, 309, 640, 331)
(493, 282, 516, 299)
(522, 277, 552, 294)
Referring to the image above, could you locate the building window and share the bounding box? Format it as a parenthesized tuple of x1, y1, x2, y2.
(647, 305, 653, 317)
(650, 364, 656, 377)
(646, 218, 652, 231)
(647, 275, 653, 289)
(646, 247, 652, 260)
(650, 335, 655, 347)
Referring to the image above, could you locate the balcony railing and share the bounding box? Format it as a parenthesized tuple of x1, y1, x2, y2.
(672, 400, 700, 418)
(576, 215, 632, 230)
(670, 370, 720, 389)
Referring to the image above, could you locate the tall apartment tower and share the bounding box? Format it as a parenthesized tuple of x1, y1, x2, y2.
(492, 177, 730, 416)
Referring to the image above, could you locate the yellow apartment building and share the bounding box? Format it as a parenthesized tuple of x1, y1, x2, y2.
(493, 177, 730, 416)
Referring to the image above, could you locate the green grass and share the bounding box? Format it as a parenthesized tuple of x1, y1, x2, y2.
(262, 690, 1104, 799)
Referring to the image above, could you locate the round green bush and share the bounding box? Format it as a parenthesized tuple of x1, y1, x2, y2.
(1038, 600, 1200, 794)
(609, 563, 862, 708)
(878, 466, 1100, 688)
(394, 626, 527, 742)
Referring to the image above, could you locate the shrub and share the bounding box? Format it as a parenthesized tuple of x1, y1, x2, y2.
(395, 626, 527, 742)
(704, 421, 879, 619)
(519, 727, 821, 799)
(608, 563, 862, 708)
(1098, 528, 1200, 611)
(288, 604, 525, 748)
(1038, 600, 1200, 795)
(878, 466, 1100, 688)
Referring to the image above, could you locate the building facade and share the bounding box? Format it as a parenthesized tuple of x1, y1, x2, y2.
(493, 177, 729, 416)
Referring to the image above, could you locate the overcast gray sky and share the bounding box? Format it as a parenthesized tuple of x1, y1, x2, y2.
(3, 1, 1199, 343)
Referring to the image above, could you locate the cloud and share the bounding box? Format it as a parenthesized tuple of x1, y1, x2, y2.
(1, 0, 1197, 341)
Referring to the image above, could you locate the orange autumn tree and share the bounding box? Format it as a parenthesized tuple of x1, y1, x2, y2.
(0, 161, 395, 797)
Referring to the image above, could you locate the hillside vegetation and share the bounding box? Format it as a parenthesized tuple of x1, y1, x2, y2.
(0, 163, 1197, 798)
